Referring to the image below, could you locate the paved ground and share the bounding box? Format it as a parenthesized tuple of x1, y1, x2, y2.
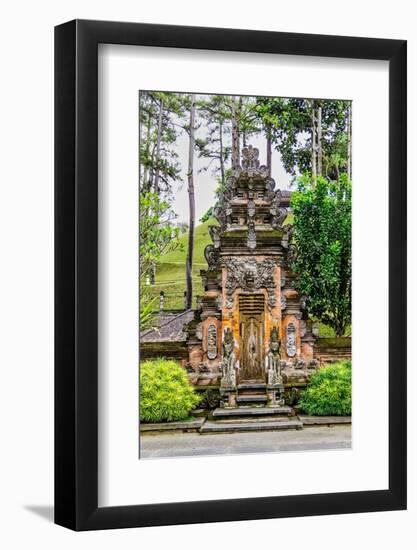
(140, 425, 351, 459)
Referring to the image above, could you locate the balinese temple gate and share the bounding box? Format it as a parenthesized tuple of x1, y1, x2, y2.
(186, 145, 318, 409)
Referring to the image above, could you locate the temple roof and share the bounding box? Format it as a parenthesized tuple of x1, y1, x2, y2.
(141, 310, 195, 343)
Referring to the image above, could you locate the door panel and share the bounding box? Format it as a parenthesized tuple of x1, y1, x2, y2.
(239, 294, 265, 381)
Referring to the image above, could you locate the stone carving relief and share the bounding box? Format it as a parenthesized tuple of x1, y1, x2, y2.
(308, 359, 319, 370)
(213, 204, 227, 230)
(286, 243, 298, 266)
(234, 145, 269, 179)
(270, 190, 288, 228)
(265, 177, 276, 200)
(213, 183, 235, 230)
(184, 363, 195, 374)
(286, 322, 297, 357)
(281, 295, 287, 310)
(282, 224, 294, 249)
(247, 220, 257, 249)
(247, 199, 256, 219)
(222, 257, 276, 310)
(241, 145, 260, 169)
(204, 244, 220, 270)
(294, 358, 306, 370)
(268, 293, 277, 308)
(225, 175, 237, 191)
(267, 327, 283, 385)
(207, 324, 218, 360)
(245, 200, 256, 245)
(209, 225, 221, 249)
(220, 327, 237, 387)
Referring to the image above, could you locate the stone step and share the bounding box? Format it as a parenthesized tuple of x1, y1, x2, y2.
(140, 418, 205, 432)
(237, 383, 266, 391)
(200, 418, 303, 434)
(236, 394, 267, 403)
(213, 416, 293, 424)
(212, 406, 293, 418)
(298, 415, 352, 426)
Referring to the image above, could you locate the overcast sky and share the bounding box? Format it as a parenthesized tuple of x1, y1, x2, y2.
(168, 107, 293, 225)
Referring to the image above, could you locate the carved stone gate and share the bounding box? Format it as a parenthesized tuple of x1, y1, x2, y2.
(185, 145, 317, 405)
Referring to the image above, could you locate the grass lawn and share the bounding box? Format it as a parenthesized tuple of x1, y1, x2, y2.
(146, 219, 216, 310)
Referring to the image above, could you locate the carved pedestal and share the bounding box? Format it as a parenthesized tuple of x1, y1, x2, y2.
(220, 387, 237, 408)
(266, 384, 285, 407)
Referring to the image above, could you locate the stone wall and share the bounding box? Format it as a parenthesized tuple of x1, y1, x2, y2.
(314, 337, 352, 365)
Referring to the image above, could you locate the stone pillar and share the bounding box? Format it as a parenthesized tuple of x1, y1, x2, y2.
(220, 387, 237, 408)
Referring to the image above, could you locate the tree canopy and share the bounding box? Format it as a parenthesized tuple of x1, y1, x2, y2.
(291, 174, 352, 336)
(255, 97, 352, 180)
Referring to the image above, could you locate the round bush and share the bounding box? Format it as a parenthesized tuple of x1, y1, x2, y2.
(140, 358, 201, 423)
(299, 360, 351, 416)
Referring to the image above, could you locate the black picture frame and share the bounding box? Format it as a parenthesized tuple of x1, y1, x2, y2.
(55, 19, 407, 531)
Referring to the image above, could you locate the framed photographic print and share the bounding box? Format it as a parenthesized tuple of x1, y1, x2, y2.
(55, 19, 407, 530)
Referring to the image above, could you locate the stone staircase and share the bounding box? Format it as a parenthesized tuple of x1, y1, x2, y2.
(200, 381, 303, 434)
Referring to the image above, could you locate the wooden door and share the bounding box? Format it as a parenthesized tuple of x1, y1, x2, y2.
(239, 295, 265, 381)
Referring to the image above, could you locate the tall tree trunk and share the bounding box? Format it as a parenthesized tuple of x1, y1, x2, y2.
(142, 108, 152, 191)
(266, 126, 272, 177)
(186, 95, 196, 310)
(347, 102, 352, 180)
(219, 122, 225, 184)
(231, 96, 239, 169)
(153, 97, 164, 194)
(311, 100, 317, 180)
(237, 96, 243, 161)
(317, 101, 323, 176)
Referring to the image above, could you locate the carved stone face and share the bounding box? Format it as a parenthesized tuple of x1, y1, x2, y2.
(224, 340, 233, 356)
(244, 264, 257, 289)
(270, 339, 279, 352)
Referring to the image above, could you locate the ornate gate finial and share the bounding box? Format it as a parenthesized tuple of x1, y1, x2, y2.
(241, 145, 260, 169)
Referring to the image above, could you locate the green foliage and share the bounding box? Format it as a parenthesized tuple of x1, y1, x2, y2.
(139, 190, 181, 279)
(140, 359, 201, 422)
(299, 361, 352, 416)
(256, 97, 311, 176)
(139, 286, 157, 331)
(291, 174, 351, 336)
(200, 207, 214, 223)
(255, 97, 351, 178)
(139, 91, 183, 196)
(195, 95, 232, 185)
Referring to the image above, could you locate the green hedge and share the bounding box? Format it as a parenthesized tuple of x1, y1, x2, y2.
(140, 358, 201, 423)
(299, 361, 352, 416)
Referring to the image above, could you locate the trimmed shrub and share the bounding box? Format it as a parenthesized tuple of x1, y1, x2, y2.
(140, 358, 201, 423)
(299, 361, 352, 416)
